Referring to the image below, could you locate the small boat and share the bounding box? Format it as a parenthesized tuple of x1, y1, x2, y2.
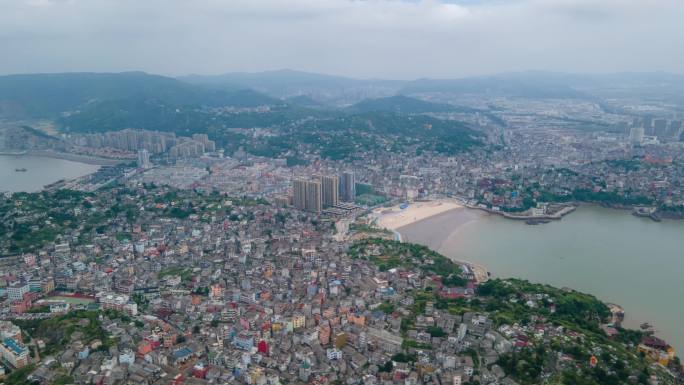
(14, 168, 27, 172)
(525, 219, 550, 225)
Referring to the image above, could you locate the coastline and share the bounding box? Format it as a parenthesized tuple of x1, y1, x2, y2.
(465, 202, 577, 221)
(0, 150, 28, 156)
(398, 204, 684, 353)
(0, 153, 103, 193)
(465, 199, 684, 224)
(374, 200, 671, 287)
(372, 199, 490, 283)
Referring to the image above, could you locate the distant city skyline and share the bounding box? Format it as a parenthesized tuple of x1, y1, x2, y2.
(1, 0, 683, 79)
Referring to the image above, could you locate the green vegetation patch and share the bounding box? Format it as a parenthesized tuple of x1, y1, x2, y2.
(13, 310, 114, 356)
(158, 266, 193, 282)
(349, 238, 466, 286)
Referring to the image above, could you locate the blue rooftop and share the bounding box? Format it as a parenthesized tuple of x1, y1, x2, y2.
(3, 338, 26, 355)
(173, 347, 193, 359)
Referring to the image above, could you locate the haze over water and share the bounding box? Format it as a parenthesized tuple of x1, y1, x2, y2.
(399, 206, 684, 352)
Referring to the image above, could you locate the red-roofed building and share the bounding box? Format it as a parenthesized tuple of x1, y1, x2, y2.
(438, 287, 467, 299)
(257, 340, 269, 356)
(137, 342, 153, 356)
(643, 336, 669, 350)
(192, 364, 209, 379)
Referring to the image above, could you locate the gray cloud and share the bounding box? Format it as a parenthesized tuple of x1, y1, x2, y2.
(0, 0, 682, 78)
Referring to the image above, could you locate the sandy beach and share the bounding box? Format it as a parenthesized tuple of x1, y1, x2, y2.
(372, 199, 463, 230)
(396, 207, 490, 282)
(370, 200, 491, 283)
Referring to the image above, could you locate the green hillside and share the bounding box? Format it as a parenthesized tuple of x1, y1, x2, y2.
(346, 95, 456, 113)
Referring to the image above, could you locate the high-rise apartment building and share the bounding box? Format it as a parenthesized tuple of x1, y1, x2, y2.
(339, 171, 356, 202)
(629, 126, 644, 146)
(305, 180, 322, 213)
(321, 175, 339, 207)
(293, 178, 321, 213)
(168, 140, 205, 158)
(81, 129, 176, 154)
(293, 179, 307, 211)
(192, 133, 217, 152)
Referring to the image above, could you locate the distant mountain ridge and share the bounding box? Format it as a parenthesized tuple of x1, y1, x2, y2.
(180, 69, 606, 104)
(179, 69, 404, 105)
(400, 73, 589, 99)
(4, 69, 684, 133)
(180, 69, 364, 89)
(0, 72, 279, 119)
(3, 70, 684, 120)
(180, 69, 684, 103)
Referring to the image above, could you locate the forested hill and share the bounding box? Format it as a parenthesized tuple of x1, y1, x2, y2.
(346, 95, 457, 114)
(0, 71, 486, 160)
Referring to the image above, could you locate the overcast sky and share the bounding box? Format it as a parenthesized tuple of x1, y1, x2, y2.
(1, 0, 683, 79)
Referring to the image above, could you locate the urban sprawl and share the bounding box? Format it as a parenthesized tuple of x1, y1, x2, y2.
(1, 93, 684, 385)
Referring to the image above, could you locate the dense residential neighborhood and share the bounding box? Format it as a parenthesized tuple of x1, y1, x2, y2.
(0, 184, 681, 384)
(1, 66, 684, 385)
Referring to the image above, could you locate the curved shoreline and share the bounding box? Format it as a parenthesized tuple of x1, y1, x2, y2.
(398, 210, 490, 283)
(372, 200, 491, 283)
(399, 204, 684, 353)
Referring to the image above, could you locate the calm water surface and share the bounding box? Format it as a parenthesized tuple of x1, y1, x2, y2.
(0, 155, 99, 192)
(400, 206, 684, 352)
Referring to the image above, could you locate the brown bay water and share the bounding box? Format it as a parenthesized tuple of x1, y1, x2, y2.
(398, 205, 684, 352)
(0, 155, 100, 192)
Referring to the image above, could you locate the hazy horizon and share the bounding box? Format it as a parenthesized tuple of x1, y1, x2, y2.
(2, 0, 683, 80)
(4, 68, 684, 82)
